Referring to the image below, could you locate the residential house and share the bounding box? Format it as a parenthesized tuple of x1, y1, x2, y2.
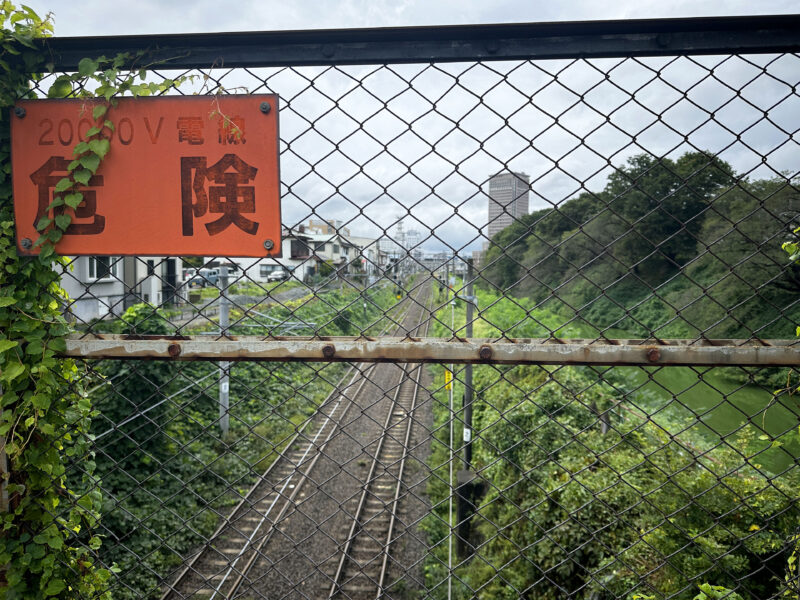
(61, 256, 183, 323)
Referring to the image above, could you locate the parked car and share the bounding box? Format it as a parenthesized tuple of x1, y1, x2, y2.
(187, 268, 219, 288)
(266, 269, 290, 282)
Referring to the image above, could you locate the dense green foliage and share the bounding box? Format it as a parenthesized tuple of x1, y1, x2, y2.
(423, 296, 800, 599)
(0, 7, 205, 596)
(482, 152, 800, 340)
(424, 193, 800, 599)
(0, 6, 117, 598)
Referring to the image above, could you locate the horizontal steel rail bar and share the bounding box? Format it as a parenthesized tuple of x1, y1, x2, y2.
(39, 15, 800, 71)
(63, 334, 800, 366)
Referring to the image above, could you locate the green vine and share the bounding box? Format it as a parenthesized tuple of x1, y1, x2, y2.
(0, 4, 188, 597)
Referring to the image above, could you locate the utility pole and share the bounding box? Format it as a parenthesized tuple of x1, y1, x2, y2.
(444, 257, 450, 303)
(219, 265, 230, 436)
(456, 258, 477, 558)
(463, 258, 474, 469)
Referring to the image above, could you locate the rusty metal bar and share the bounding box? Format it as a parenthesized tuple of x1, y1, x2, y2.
(62, 334, 800, 366)
(40, 15, 800, 72)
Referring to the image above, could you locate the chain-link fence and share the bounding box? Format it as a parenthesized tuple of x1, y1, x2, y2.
(15, 15, 800, 599)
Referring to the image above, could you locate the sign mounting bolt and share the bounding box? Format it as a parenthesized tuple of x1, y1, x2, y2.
(20, 237, 32, 249)
(259, 101, 271, 114)
(14, 106, 25, 118)
(263, 239, 274, 250)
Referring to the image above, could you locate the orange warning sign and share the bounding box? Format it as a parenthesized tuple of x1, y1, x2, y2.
(11, 95, 281, 257)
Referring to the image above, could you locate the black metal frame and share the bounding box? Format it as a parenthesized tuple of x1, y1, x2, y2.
(41, 15, 800, 71)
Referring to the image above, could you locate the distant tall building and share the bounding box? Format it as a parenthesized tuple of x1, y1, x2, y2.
(487, 172, 529, 240)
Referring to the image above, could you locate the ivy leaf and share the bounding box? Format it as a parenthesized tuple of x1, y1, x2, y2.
(64, 192, 84, 209)
(88, 138, 110, 159)
(53, 177, 72, 193)
(44, 578, 66, 596)
(49, 337, 67, 353)
(47, 75, 72, 98)
(72, 169, 92, 185)
(79, 153, 100, 172)
(92, 103, 108, 120)
(54, 214, 71, 230)
(1, 361, 25, 383)
(77, 57, 98, 77)
(0, 339, 18, 352)
(36, 216, 52, 231)
(0, 297, 17, 307)
(32, 394, 51, 410)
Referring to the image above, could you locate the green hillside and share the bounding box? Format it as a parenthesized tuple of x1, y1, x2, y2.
(482, 152, 800, 339)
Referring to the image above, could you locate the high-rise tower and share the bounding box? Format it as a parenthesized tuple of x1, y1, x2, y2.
(487, 172, 529, 240)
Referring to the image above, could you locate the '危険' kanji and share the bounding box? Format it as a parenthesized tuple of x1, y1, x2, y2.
(180, 153, 259, 236)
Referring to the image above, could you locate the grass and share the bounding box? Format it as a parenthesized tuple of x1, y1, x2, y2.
(611, 365, 800, 472)
(438, 285, 800, 473)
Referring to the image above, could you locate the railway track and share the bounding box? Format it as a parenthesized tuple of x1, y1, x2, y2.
(327, 360, 427, 599)
(161, 279, 433, 599)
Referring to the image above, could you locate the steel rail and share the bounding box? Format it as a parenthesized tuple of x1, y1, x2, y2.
(159, 363, 372, 600)
(328, 284, 434, 599)
(214, 367, 372, 600)
(375, 287, 434, 598)
(375, 361, 425, 597)
(327, 367, 411, 598)
(160, 283, 422, 599)
(223, 281, 434, 599)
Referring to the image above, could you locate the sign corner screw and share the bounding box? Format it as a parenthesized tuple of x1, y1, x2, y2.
(14, 106, 25, 118)
(263, 239, 274, 250)
(20, 237, 32, 249)
(259, 101, 271, 114)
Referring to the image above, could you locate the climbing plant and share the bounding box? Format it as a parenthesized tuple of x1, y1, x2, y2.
(0, 4, 189, 597)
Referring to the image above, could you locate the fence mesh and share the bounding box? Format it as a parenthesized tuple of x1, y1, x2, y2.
(15, 30, 800, 600)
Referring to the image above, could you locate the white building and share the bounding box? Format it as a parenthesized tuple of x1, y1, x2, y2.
(61, 256, 183, 323)
(228, 223, 382, 283)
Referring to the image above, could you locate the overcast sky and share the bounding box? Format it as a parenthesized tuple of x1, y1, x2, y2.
(25, 1, 800, 256)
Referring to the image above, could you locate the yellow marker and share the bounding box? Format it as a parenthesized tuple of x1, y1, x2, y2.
(445, 369, 452, 390)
